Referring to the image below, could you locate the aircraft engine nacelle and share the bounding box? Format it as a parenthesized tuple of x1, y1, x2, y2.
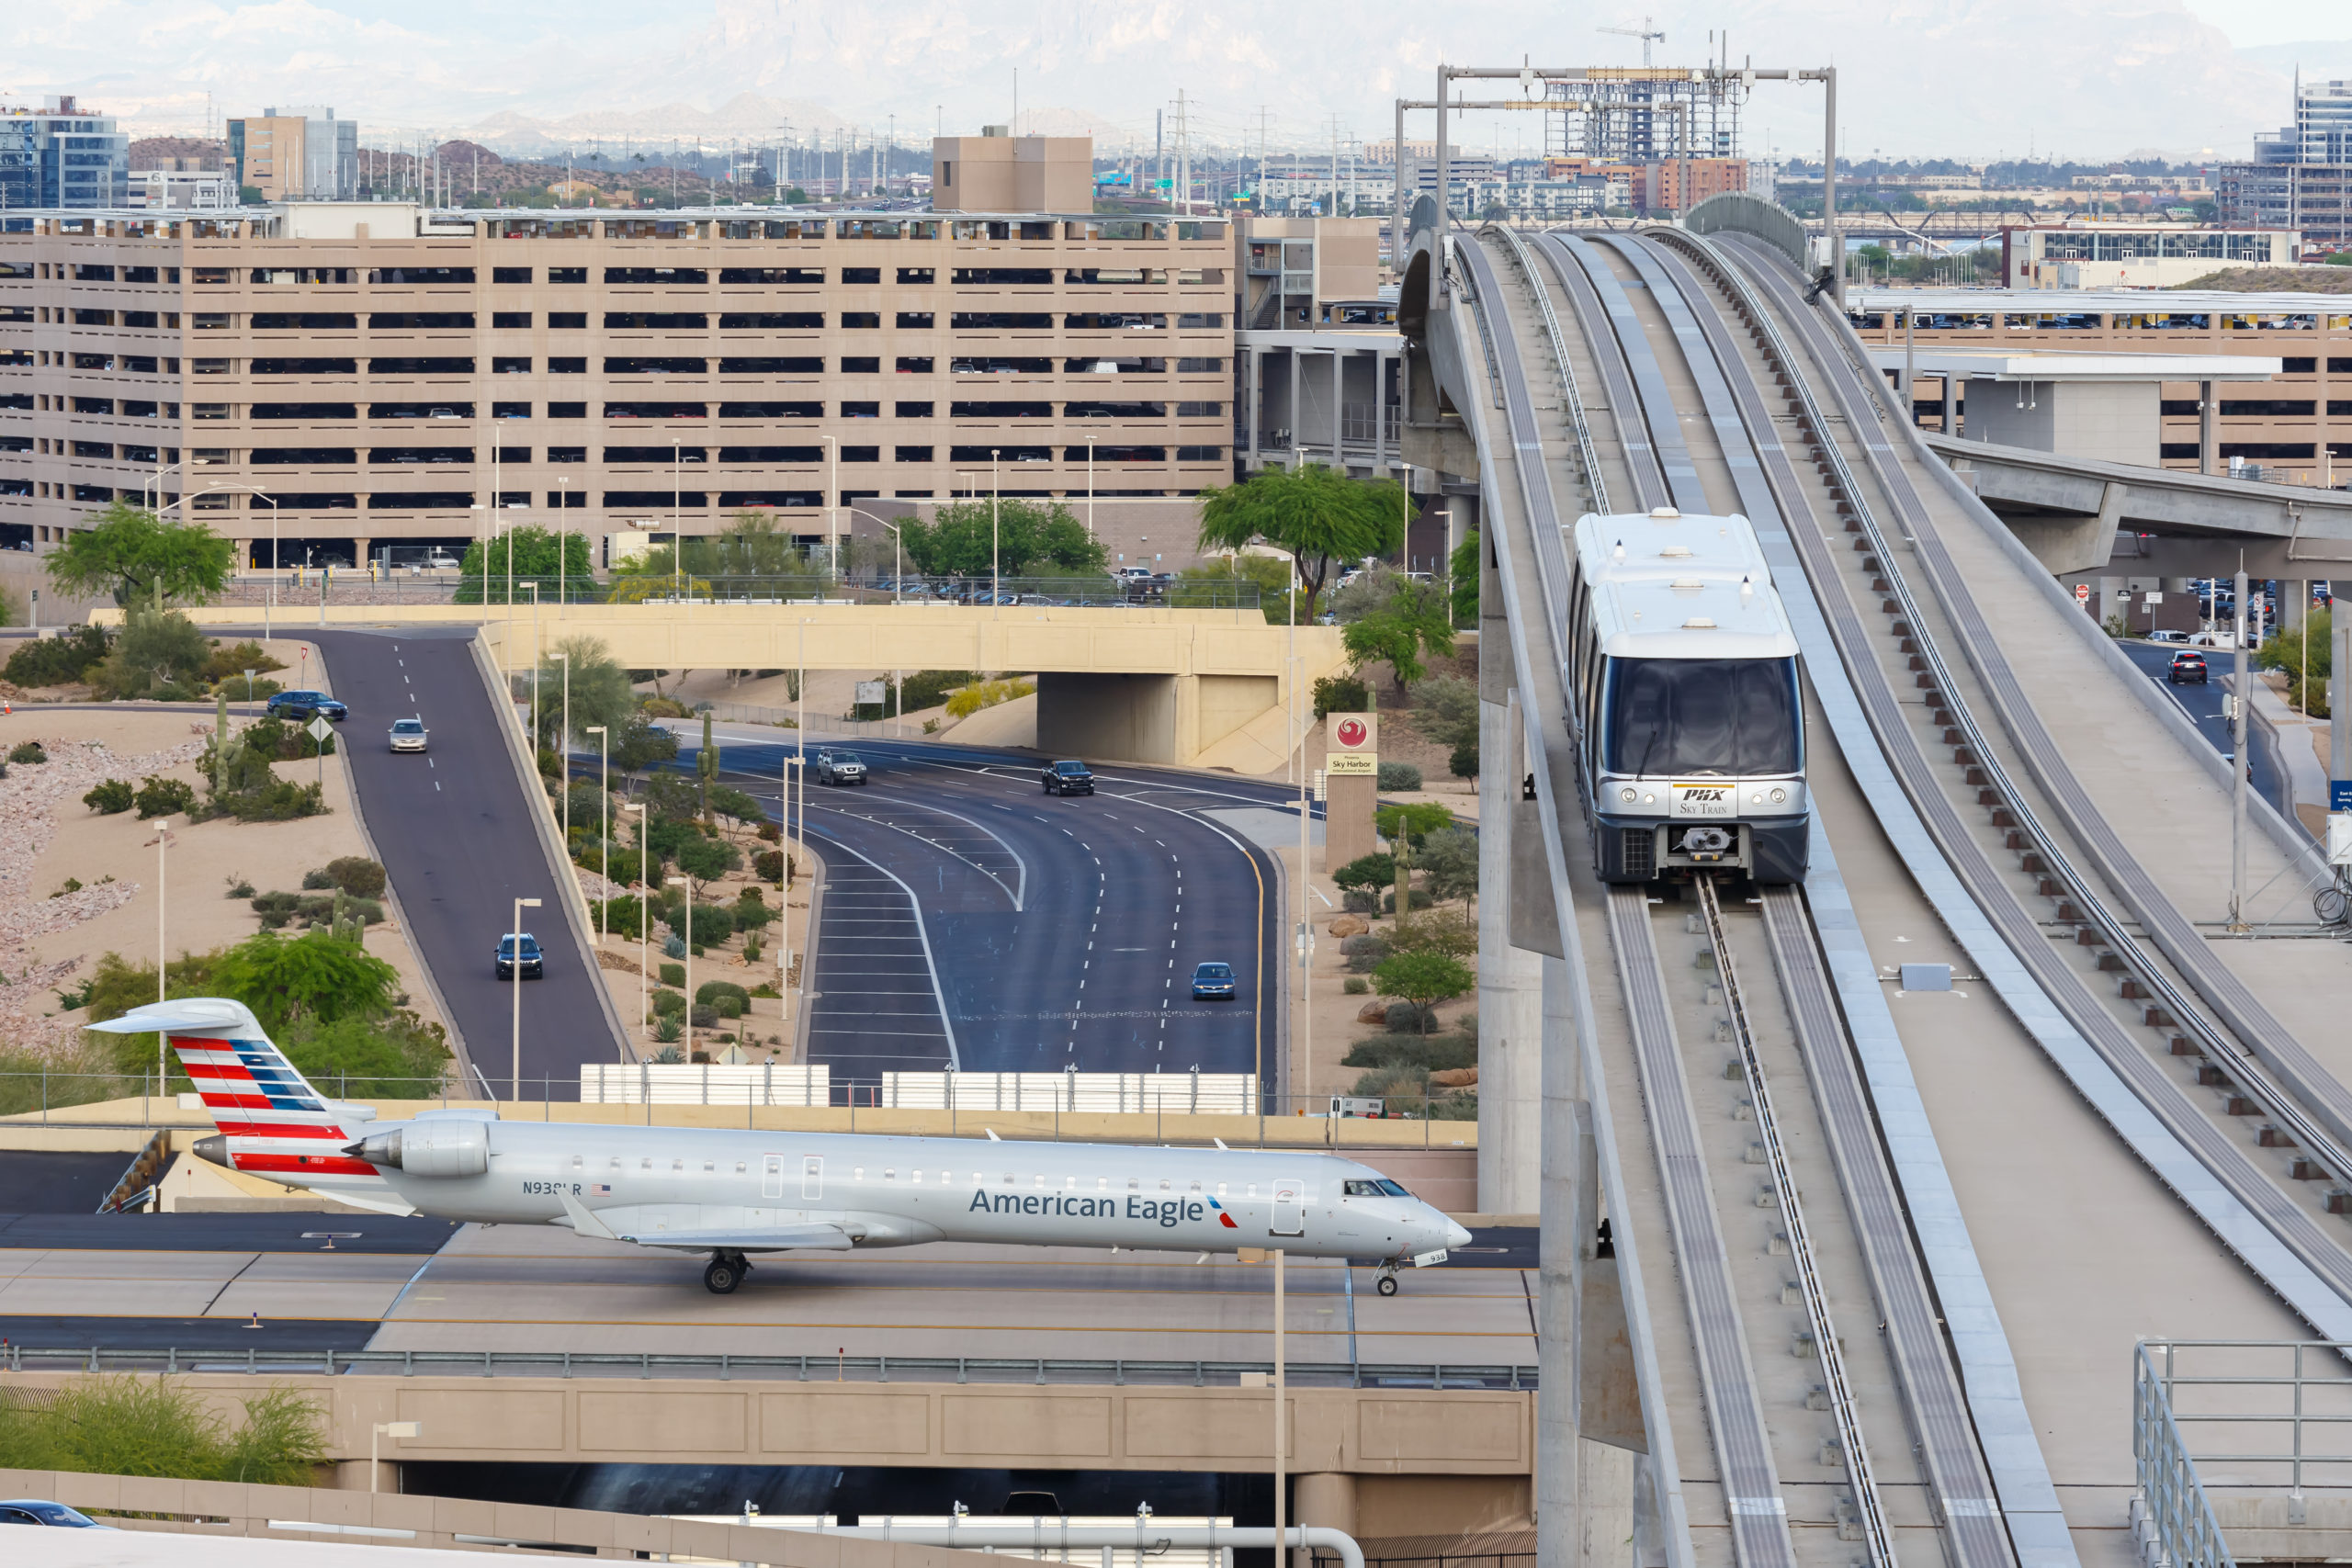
(349, 1119, 490, 1177)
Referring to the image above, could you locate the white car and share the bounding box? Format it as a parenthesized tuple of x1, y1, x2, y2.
(390, 717, 428, 752)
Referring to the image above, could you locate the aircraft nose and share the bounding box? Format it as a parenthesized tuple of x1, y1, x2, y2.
(1446, 1220, 1473, 1248)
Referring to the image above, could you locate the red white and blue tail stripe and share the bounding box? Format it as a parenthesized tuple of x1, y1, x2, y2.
(87, 998, 380, 1180)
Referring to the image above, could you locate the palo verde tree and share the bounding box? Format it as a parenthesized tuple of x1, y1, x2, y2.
(456, 524, 595, 604)
(1194, 464, 1406, 621)
(45, 502, 235, 610)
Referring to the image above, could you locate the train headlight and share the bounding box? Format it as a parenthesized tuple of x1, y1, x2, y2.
(1770, 787, 1788, 804)
(1750, 792, 1763, 804)
(1620, 787, 1637, 804)
(1642, 793, 1656, 805)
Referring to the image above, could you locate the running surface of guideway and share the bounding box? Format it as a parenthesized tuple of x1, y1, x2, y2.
(662, 727, 1296, 1086)
(1407, 206, 2352, 1568)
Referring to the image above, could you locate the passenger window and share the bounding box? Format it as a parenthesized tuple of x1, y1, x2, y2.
(1065, 1175, 1077, 1189)
(912, 1170, 923, 1185)
(854, 1168, 865, 1180)
(1003, 1172, 1016, 1184)
(641, 1158, 652, 1171)
(1159, 1179, 1171, 1191)
(571, 1156, 582, 1169)
(1189, 1181, 1202, 1194)
(673, 1159, 684, 1172)
(1098, 1177, 1109, 1191)
(1216, 1182, 1227, 1197)
(1127, 1178, 1140, 1191)
(1035, 1174, 1046, 1188)
(703, 1162, 715, 1173)
(884, 1169, 895, 1181)
(1248, 1183, 1258, 1197)
(734, 1162, 746, 1174)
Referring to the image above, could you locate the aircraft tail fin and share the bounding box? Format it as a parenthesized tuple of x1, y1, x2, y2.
(86, 998, 376, 1179)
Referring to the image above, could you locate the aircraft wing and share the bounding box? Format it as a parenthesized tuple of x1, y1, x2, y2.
(557, 1190, 854, 1253)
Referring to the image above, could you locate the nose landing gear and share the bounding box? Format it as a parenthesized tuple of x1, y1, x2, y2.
(704, 1250, 752, 1294)
(1374, 1259, 1401, 1296)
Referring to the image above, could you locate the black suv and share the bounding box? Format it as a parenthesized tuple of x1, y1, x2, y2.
(267, 689, 348, 721)
(496, 932, 544, 980)
(2166, 651, 2209, 685)
(1042, 759, 1095, 795)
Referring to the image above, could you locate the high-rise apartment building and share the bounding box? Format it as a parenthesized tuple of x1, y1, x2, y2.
(0, 201, 1234, 564)
(2220, 78, 2352, 249)
(226, 108, 358, 202)
(0, 97, 130, 210)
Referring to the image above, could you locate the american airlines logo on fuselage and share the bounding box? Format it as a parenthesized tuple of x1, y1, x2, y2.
(968, 1188, 1237, 1228)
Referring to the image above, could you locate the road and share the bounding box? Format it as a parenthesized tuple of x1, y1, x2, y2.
(671, 729, 1322, 1086)
(2115, 640, 2290, 822)
(312, 628, 625, 1098)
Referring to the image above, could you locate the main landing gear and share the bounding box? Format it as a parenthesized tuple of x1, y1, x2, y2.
(704, 1250, 752, 1294)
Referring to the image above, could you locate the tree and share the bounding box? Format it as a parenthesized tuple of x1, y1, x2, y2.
(2256, 604, 2333, 714)
(1170, 553, 1297, 622)
(898, 499, 1107, 578)
(537, 635, 636, 750)
(707, 784, 768, 840)
(1371, 950, 1474, 1035)
(211, 931, 398, 1032)
(1377, 801, 1455, 846)
(1417, 827, 1480, 906)
(1331, 852, 1397, 897)
(1450, 528, 1480, 628)
(46, 503, 234, 609)
(612, 711, 680, 776)
(93, 609, 209, 699)
(455, 524, 594, 604)
(1411, 673, 1479, 753)
(675, 833, 741, 897)
(1344, 579, 1456, 692)
(1194, 464, 1406, 620)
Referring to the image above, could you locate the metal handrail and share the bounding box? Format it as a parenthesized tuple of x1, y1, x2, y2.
(0, 1343, 1534, 1390)
(2134, 1342, 2237, 1568)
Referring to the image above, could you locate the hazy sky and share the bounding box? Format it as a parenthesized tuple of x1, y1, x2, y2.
(5, 0, 2348, 161)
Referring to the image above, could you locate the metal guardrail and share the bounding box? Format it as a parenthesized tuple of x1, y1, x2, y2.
(2134, 1342, 2238, 1568)
(0, 1344, 1535, 1391)
(207, 574, 1261, 611)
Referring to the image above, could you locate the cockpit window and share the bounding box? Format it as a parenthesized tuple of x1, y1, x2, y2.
(1344, 1179, 1383, 1196)
(1376, 1179, 1411, 1198)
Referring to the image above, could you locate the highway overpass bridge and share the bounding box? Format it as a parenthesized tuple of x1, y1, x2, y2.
(152, 602, 1348, 773)
(1403, 197, 2352, 1568)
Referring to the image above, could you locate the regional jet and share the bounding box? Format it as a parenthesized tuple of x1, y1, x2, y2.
(97, 999, 1469, 1294)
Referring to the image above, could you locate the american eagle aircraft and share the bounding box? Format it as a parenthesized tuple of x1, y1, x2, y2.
(99, 999, 1469, 1295)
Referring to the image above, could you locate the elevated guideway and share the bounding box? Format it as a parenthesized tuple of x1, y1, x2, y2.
(1404, 202, 2352, 1568)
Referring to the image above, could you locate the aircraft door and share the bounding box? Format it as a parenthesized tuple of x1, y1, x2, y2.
(1272, 1180, 1305, 1235)
(802, 1156, 823, 1201)
(763, 1155, 785, 1200)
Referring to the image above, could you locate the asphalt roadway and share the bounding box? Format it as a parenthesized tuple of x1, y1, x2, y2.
(674, 728, 1327, 1085)
(2116, 640, 2290, 822)
(311, 628, 625, 1099)
(0, 1223, 1534, 1366)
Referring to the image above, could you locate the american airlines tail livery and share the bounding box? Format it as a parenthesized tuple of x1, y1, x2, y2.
(98, 999, 1470, 1295)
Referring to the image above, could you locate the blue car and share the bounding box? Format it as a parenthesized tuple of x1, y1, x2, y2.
(267, 689, 347, 722)
(1190, 961, 1237, 1000)
(496, 931, 545, 980)
(0, 1500, 110, 1528)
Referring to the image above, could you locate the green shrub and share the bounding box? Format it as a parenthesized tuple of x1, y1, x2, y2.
(83, 779, 135, 815)
(651, 1014, 684, 1043)
(662, 931, 688, 961)
(300, 868, 335, 890)
(1376, 761, 1421, 791)
(7, 739, 47, 765)
(133, 775, 197, 819)
(1448, 739, 1478, 780)
(1382, 888, 1435, 914)
(1342, 976, 1369, 995)
(224, 874, 254, 899)
(696, 979, 752, 1011)
(691, 1004, 718, 1030)
(754, 849, 787, 883)
(3, 625, 111, 688)
(1310, 673, 1369, 717)
(0, 1376, 325, 1485)
(659, 962, 686, 987)
(1384, 1001, 1428, 1034)
(650, 987, 686, 1016)
(320, 857, 386, 897)
(896, 669, 978, 712)
(732, 899, 776, 932)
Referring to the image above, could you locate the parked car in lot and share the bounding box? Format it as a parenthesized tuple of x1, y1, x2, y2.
(1042, 759, 1095, 795)
(389, 716, 428, 752)
(266, 689, 347, 722)
(2145, 629, 2188, 644)
(0, 1500, 110, 1528)
(1190, 961, 1238, 1000)
(814, 749, 867, 785)
(2167, 651, 2210, 684)
(496, 932, 545, 980)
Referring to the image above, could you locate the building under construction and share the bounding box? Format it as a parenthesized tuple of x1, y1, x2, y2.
(1544, 68, 1745, 164)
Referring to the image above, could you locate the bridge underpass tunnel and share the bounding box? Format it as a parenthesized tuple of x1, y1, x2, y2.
(1036, 671, 1282, 768)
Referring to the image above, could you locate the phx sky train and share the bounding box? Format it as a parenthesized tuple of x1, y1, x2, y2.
(1562, 507, 1808, 884)
(96, 999, 1470, 1295)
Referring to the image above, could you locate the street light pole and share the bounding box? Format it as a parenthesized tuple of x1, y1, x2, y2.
(586, 725, 608, 941)
(510, 895, 543, 1099)
(552, 649, 571, 843)
(989, 448, 1001, 610)
(624, 802, 647, 1052)
(149, 817, 173, 1114)
(2231, 565, 2250, 931)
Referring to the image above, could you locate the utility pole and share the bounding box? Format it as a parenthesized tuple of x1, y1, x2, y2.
(2231, 564, 2251, 931)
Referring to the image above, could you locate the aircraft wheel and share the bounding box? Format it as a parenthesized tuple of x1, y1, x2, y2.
(1376, 1274, 1399, 1297)
(705, 1255, 744, 1294)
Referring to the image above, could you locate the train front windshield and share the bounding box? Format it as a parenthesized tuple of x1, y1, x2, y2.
(1603, 658, 1800, 777)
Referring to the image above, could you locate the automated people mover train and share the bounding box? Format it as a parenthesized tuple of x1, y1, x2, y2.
(1563, 506, 1808, 884)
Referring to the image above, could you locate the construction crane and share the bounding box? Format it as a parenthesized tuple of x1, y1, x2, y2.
(1599, 16, 1666, 66)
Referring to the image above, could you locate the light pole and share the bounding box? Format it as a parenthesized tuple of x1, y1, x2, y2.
(842, 505, 902, 604)
(824, 434, 841, 581)
(160, 485, 274, 633)
(668, 874, 693, 1055)
(673, 438, 684, 601)
(528, 582, 543, 749)
(147, 816, 173, 1114)
(989, 447, 1001, 610)
(510, 895, 542, 1100)
(369, 1422, 421, 1494)
(1087, 440, 1095, 539)
(624, 802, 647, 1047)
(586, 724, 608, 940)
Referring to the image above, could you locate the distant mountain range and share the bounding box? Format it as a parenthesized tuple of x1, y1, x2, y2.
(13, 0, 2347, 164)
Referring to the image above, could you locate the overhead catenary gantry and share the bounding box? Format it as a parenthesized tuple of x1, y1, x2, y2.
(1408, 63, 1848, 302)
